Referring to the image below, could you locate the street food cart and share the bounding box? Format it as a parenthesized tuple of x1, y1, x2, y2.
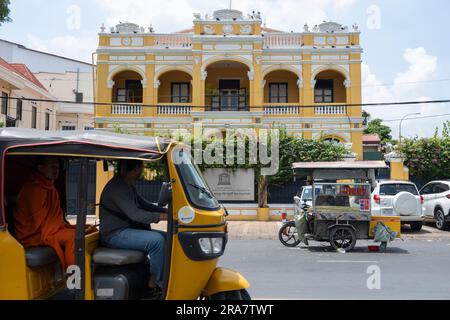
(279, 161, 401, 251)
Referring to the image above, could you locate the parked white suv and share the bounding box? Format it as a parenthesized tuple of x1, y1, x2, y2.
(371, 181, 424, 231)
(419, 181, 450, 230)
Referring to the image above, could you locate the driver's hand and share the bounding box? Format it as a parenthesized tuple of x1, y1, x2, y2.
(159, 213, 169, 221)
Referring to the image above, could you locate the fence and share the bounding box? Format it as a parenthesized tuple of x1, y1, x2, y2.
(268, 180, 305, 204)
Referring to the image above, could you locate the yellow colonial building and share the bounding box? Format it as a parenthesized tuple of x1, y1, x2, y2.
(95, 9, 364, 158)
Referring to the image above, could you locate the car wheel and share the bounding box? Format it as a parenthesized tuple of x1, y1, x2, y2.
(409, 222, 423, 232)
(435, 209, 448, 230)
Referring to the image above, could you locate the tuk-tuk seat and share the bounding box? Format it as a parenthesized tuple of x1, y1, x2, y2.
(92, 248, 146, 266)
(25, 247, 59, 268)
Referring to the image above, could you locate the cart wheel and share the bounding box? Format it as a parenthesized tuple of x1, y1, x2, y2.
(279, 221, 301, 247)
(329, 226, 357, 252)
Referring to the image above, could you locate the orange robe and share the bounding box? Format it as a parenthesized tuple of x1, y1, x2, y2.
(14, 173, 75, 270)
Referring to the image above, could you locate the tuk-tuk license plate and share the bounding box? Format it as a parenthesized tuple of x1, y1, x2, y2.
(382, 209, 393, 215)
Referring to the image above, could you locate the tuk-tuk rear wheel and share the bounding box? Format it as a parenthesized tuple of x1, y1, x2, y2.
(208, 289, 251, 300)
(329, 226, 357, 251)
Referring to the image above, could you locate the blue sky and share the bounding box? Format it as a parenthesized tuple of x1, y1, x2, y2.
(1, 0, 449, 137)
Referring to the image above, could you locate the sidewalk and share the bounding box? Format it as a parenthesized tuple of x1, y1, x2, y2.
(85, 218, 450, 241)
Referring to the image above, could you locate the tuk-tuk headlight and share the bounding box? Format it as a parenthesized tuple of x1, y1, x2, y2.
(211, 238, 223, 254)
(179, 232, 228, 261)
(199, 238, 213, 254)
(199, 237, 224, 254)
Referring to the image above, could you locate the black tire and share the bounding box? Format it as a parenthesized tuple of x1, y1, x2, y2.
(278, 221, 300, 247)
(410, 221, 423, 232)
(329, 226, 357, 251)
(435, 209, 448, 230)
(209, 289, 251, 300)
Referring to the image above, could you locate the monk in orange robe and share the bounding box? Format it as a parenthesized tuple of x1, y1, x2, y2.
(14, 157, 87, 270)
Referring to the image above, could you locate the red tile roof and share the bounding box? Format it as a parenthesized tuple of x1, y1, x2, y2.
(0, 57, 48, 91)
(363, 134, 381, 143)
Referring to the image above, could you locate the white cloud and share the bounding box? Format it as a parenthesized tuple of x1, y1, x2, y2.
(26, 34, 97, 63)
(95, 0, 358, 32)
(363, 47, 449, 138)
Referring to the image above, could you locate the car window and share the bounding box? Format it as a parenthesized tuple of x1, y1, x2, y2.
(435, 183, 450, 193)
(420, 184, 435, 195)
(302, 187, 313, 201)
(380, 184, 419, 196)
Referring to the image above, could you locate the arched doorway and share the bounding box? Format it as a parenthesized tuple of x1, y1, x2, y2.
(263, 70, 300, 104)
(112, 70, 143, 104)
(157, 70, 193, 103)
(205, 60, 250, 111)
(314, 70, 347, 103)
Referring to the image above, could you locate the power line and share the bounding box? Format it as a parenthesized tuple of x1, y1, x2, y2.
(382, 113, 450, 122)
(34, 75, 450, 88)
(3, 95, 450, 109)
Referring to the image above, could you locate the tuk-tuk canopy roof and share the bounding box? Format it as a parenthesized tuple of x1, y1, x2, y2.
(292, 161, 388, 170)
(0, 128, 175, 160)
(292, 161, 389, 180)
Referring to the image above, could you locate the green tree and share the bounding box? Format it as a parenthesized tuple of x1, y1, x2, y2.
(0, 0, 11, 25)
(364, 118, 392, 143)
(399, 134, 450, 181)
(177, 130, 350, 208)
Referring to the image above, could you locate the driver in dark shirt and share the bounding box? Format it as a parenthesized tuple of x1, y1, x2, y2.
(100, 160, 168, 293)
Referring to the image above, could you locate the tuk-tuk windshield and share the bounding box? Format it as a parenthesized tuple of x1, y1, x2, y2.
(173, 148, 220, 210)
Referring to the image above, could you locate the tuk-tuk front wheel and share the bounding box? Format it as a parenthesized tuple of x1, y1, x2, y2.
(329, 226, 357, 251)
(208, 289, 251, 300)
(278, 221, 301, 247)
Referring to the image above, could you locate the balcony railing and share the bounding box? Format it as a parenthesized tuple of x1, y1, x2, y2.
(314, 104, 348, 115)
(157, 104, 192, 115)
(263, 33, 303, 48)
(264, 104, 300, 115)
(153, 34, 192, 48)
(111, 104, 143, 115)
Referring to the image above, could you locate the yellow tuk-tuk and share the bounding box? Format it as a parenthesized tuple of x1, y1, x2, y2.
(0, 128, 250, 300)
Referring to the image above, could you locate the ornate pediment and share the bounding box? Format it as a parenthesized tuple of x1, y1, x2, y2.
(115, 22, 141, 34)
(318, 21, 348, 33)
(213, 9, 244, 20)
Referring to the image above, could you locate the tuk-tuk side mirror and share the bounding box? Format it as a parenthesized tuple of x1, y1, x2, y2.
(158, 181, 173, 207)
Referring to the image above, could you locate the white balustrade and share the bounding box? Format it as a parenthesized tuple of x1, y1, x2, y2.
(111, 104, 143, 115)
(154, 34, 192, 48)
(158, 105, 192, 115)
(263, 33, 303, 48)
(264, 105, 299, 115)
(314, 105, 347, 115)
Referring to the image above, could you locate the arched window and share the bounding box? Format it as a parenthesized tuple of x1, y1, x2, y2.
(324, 137, 341, 144)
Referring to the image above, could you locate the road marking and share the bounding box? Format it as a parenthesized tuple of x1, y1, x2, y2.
(316, 260, 378, 264)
